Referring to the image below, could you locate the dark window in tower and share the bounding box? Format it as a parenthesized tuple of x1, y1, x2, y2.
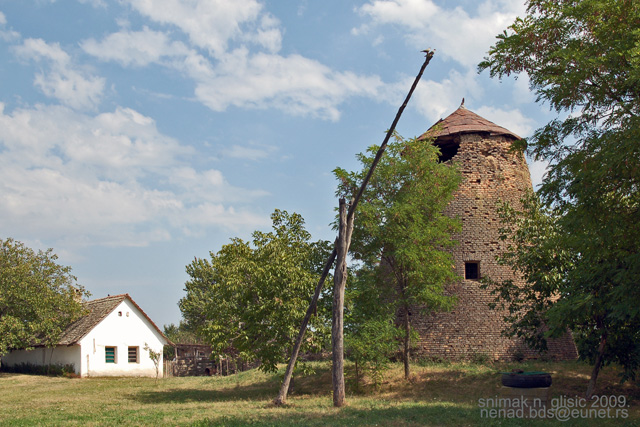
(435, 140, 460, 162)
(465, 262, 480, 280)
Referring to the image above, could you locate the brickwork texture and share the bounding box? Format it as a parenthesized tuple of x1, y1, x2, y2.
(408, 105, 578, 361)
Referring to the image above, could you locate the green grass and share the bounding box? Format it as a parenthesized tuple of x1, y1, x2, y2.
(0, 360, 638, 426)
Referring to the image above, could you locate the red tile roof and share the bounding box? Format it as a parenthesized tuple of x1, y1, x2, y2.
(57, 293, 171, 346)
(419, 103, 521, 141)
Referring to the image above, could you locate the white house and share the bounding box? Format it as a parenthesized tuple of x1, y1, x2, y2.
(1, 294, 171, 377)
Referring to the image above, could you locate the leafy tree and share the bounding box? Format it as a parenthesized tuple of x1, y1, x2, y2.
(346, 318, 398, 390)
(162, 322, 204, 359)
(481, 194, 571, 355)
(179, 210, 332, 374)
(485, 191, 640, 398)
(144, 342, 162, 383)
(344, 266, 400, 390)
(335, 133, 461, 379)
(479, 0, 640, 397)
(0, 238, 88, 359)
(163, 321, 203, 345)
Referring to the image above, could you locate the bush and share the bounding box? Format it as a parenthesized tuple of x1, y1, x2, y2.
(416, 355, 448, 366)
(0, 362, 76, 377)
(346, 318, 400, 391)
(467, 351, 491, 365)
(513, 349, 525, 362)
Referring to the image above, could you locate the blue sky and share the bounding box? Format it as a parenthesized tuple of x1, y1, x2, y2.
(0, 0, 552, 328)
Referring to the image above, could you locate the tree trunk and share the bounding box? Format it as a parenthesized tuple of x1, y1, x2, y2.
(403, 304, 411, 380)
(332, 199, 354, 408)
(586, 331, 607, 398)
(288, 374, 295, 395)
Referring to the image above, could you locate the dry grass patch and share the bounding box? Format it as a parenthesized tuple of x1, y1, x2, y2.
(0, 360, 638, 426)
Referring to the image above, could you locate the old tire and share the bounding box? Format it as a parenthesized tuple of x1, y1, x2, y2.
(501, 372, 552, 388)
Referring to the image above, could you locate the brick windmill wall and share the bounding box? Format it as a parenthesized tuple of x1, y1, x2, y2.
(409, 102, 578, 361)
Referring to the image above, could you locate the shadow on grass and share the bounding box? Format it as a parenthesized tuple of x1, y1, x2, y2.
(130, 361, 639, 426)
(188, 403, 614, 427)
(191, 404, 638, 427)
(192, 404, 477, 427)
(131, 370, 331, 404)
(132, 381, 279, 404)
(0, 372, 22, 378)
(380, 361, 640, 405)
(364, 364, 502, 404)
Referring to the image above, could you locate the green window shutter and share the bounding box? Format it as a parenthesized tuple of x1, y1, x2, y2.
(105, 347, 116, 363)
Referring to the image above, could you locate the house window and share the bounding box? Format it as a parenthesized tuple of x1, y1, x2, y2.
(128, 346, 139, 363)
(465, 262, 480, 280)
(105, 346, 117, 363)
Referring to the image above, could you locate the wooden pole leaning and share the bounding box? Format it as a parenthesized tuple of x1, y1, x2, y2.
(273, 49, 435, 406)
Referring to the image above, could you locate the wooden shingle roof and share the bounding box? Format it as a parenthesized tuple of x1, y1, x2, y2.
(419, 102, 521, 141)
(57, 294, 170, 346)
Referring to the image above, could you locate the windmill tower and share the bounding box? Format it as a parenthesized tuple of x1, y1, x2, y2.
(411, 101, 578, 360)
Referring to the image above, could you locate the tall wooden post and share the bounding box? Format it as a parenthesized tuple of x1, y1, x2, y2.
(332, 198, 354, 407)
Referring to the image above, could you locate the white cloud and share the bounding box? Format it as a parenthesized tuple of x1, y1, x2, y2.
(0, 26, 20, 43)
(357, 0, 440, 30)
(82, 27, 216, 83)
(475, 105, 536, 138)
(13, 38, 105, 110)
(0, 103, 268, 247)
(355, 0, 525, 67)
(77, 1, 446, 124)
(167, 166, 269, 204)
(195, 49, 384, 120)
(180, 203, 268, 233)
(352, 1, 538, 127)
(124, 0, 269, 57)
(527, 158, 549, 189)
(0, 104, 187, 179)
(81, 27, 191, 67)
(77, 0, 108, 7)
(511, 72, 535, 104)
(409, 68, 484, 123)
(239, 13, 282, 53)
(222, 144, 275, 161)
(176, 50, 216, 80)
(80, 21, 380, 120)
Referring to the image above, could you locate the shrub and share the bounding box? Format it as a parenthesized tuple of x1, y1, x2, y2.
(416, 355, 448, 366)
(0, 362, 76, 377)
(513, 349, 525, 362)
(346, 318, 399, 391)
(468, 351, 491, 365)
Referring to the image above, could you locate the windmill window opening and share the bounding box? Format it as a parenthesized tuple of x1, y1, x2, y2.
(465, 262, 480, 280)
(436, 140, 460, 162)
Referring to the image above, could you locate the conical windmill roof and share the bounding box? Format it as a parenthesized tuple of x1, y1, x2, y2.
(419, 101, 521, 141)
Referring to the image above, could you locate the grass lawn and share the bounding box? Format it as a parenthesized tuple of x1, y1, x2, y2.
(1, 360, 638, 426)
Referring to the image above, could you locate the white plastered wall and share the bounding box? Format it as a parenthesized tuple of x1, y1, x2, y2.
(1, 345, 81, 373)
(78, 299, 166, 377)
